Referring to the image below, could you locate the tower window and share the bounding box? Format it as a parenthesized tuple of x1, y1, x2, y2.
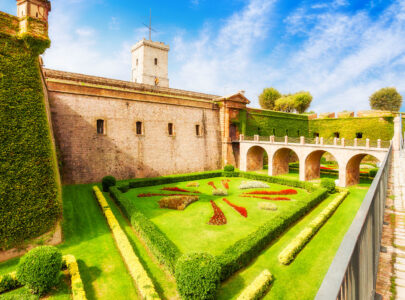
(97, 119, 105, 134)
(356, 132, 363, 139)
(334, 132, 340, 138)
(168, 123, 174, 136)
(136, 121, 143, 135)
(154, 58, 158, 65)
(36, 12, 38, 18)
(196, 125, 201, 136)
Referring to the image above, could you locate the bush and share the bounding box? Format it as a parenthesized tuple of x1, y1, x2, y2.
(175, 253, 221, 300)
(217, 187, 328, 280)
(0, 272, 21, 293)
(369, 168, 379, 177)
(158, 195, 199, 210)
(102, 176, 116, 192)
(278, 189, 349, 264)
(17, 246, 62, 295)
(110, 187, 181, 274)
(321, 178, 336, 193)
(93, 186, 158, 299)
(224, 164, 235, 172)
(236, 269, 272, 300)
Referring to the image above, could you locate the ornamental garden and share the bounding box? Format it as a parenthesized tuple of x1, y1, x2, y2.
(0, 164, 373, 299)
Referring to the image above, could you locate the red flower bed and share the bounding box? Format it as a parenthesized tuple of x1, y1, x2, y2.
(241, 195, 290, 201)
(208, 181, 217, 189)
(138, 193, 185, 197)
(161, 187, 200, 193)
(223, 198, 247, 217)
(208, 200, 227, 225)
(320, 166, 335, 170)
(243, 189, 297, 195)
(222, 179, 230, 190)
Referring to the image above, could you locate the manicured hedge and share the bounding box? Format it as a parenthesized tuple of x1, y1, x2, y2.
(63, 255, 87, 300)
(278, 189, 349, 265)
(289, 166, 375, 179)
(175, 253, 221, 300)
(119, 171, 223, 192)
(0, 271, 21, 293)
(110, 186, 181, 274)
(0, 29, 61, 249)
(93, 186, 159, 299)
(217, 187, 328, 280)
(236, 269, 273, 300)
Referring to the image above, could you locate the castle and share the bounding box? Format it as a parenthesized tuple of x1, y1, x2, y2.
(1, 0, 401, 186)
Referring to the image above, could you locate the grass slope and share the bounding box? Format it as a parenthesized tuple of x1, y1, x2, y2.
(217, 186, 367, 299)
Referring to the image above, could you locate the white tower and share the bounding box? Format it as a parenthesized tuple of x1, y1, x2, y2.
(131, 39, 170, 87)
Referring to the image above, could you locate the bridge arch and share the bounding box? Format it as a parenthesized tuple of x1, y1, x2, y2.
(246, 145, 268, 171)
(345, 153, 380, 186)
(304, 150, 339, 181)
(271, 147, 299, 176)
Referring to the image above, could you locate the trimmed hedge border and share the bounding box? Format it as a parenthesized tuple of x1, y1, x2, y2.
(110, 186, 181, 274)
(236, 269, 273, 300)
(0, 255, 86, 299)
(63, 255, 87, 300)
(289, 166, 375, 179)
(278, 189, 350, 265)
(110, 170, 324, 282)
(93, 186, 159, 299)
(217, 187, 328, 280)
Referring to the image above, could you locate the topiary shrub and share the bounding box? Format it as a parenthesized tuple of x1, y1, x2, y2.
(102, 175, 116, 192)
(224, 164, 235, 172)
(17, 246, 62, 295)
(369, 168, 379, 177)
(321, 178, 336, 193)
(175, 253, 221, 300)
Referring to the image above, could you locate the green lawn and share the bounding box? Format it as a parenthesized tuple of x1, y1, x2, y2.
(0, 174, 371, 300)
(124, 177, 309, 255)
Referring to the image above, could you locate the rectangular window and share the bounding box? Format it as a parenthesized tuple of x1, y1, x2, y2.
(356, 132, 363, 139)
(314, 132, 319, 138)
(136, 121, 143, 135)
(97, 119, 104, 134)
(334, 132, 340, 138)
(272, 128, 276, 135)
(297, 130, 300, 136)
(154, 58, 158, 65)
(285, 129, 289, 136)
(168, 123, 174, 136)
(196, 125, 201, 136)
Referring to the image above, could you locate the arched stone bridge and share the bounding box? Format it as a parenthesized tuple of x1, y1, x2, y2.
(239, 135, 390, 187)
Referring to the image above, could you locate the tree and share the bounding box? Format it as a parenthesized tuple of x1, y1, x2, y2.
(259, 87, 281, 110)
(274, 96, 295, 112)
(294, 91, 313, 113)
(369, 87, 403, 111)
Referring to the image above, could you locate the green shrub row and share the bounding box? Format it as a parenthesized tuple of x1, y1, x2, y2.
(236, 269, 273, 300)
(0, 271, 21, 293)
(119, 171, 223, 192)
(289, 166, 376, 179)
(320, 178, 336, 193)
(0, 31, 61, 249)
(175, 253, 221, 300)
(110, 187, 181, 274)
(278, 189, 349, 265)
(217, 187, 328, 280)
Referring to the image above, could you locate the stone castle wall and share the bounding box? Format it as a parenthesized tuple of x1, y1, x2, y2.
(44, 69, 222, 184)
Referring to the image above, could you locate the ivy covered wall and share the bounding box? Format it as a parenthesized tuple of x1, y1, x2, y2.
(0, 13, 61, 249)
(309, 117, 395, 140)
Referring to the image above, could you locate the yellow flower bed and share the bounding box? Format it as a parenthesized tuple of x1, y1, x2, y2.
(278, 189, 349, 265)
(92, 186, 159, 299)
(236, 269, 273, 300)
(62, 255, 86, 300)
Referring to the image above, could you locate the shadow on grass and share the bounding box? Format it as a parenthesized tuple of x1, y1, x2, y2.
(77, 259, 101, 300)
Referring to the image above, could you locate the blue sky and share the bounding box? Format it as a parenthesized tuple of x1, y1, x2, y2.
(1, 0, 404, 112)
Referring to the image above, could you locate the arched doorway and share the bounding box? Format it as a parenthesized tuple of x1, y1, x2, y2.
(346, 154, 380, 186)
(246, 146, 268, 171)
(305, 150, 338, 181)
(272, 148, 299, 176)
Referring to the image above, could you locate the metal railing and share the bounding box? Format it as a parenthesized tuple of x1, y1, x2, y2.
(315, 145, 392, 300)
